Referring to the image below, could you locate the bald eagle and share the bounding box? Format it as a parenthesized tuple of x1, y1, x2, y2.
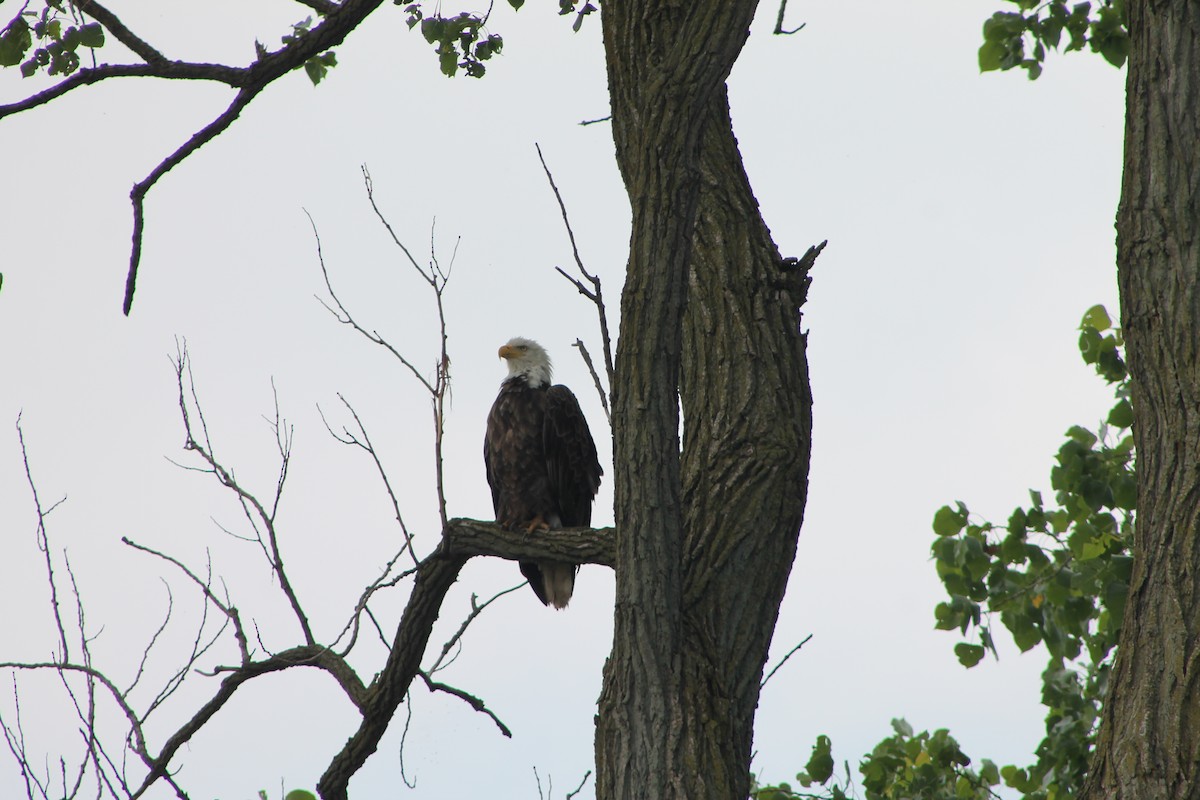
(484, 337, 603, 609)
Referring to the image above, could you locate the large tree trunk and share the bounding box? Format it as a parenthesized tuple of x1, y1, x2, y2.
(596, 3, 812, 797)
(1083, 2, 1200, 798)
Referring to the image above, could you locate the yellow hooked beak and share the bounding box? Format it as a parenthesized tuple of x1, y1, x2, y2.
(498, 344, 518, 359)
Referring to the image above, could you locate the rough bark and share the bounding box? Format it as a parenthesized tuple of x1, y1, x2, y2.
(1083, 2, 1200, 798)
(597, 2, 812, 798)
(677, 86, 812, 798)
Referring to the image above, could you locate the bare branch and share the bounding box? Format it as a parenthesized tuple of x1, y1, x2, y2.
(428, 583, 525, 675)
(760, 634, 812, 688)
(397, 692, 417, 790)
(77, 0, 168, 64)
(126, 85, 264, 314)
(318, 394, 419, 567)
(571, 338, 611, 425)
(330, 560, 419, 657)
(774, 0, 807, 35)
(309, 210, 438, 396)
(535, 143, 615, 391)
(418, 672, 512, 738)
(16, 415, 71, 662)
(313, 174, 456, 528)
(171, 347, 315, 646)
(123, 580, 175, 695)
(567, 770, 593, 800)
(122, 538, 251, 665)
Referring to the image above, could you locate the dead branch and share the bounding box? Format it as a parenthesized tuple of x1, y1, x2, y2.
(418, 672, 512, 738)
(760, 634, 813, 688)
(16, 415, 70, 662)
(427, 583, 526, 676)
(571, 338, 610, 425)
(172, 347, 315, 647)
(121, 538, 250, 665)
(566, 770, 593, 800)
(774, 0, 807, 35)
(318, 393, 419, 568)
(535, 144, 616, 395)
(361, 168, 454, 529)
(312, 171, 455, 527)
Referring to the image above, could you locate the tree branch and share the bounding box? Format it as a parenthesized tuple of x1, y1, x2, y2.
(440, 518, 615, 568)
(3, 0, 395, 313)
(418, 672, 512, 738)
(78, 0, 168, 64)
(773, 0, 807, 35)
(318, 552, 467, 800)
(535, 143, 616, 392)
(126, 85, 264, 314)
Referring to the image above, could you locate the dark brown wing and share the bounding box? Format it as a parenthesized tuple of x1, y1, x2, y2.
(543, 385, 603, 527)
(485, 379, 556, 527)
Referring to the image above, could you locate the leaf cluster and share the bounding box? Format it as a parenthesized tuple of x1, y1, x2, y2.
(401, 3, 505, 78)
(758, 306, 1133, 800)
(929, 305, 1132, 798)
(753, 721, 999, 800)
(979, 1, 1128, 79)
(0, 2, 103, 78)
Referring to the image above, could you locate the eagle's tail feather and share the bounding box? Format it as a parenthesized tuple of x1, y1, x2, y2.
(540, 561, 576, 610)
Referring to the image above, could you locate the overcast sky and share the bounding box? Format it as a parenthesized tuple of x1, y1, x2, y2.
(0, 1, 1126, 798)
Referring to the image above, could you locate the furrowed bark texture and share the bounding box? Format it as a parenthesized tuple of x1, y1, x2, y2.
(597, 2, 811, 798)
(677, 86, 812, 798)
(1083, 2, 1200, 798)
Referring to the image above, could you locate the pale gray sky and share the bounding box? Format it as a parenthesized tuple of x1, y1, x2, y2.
(0, 1, 1125, 798)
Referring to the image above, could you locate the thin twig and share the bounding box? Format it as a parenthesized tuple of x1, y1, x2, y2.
(572, 338, 611, 425)
(428, 583, 525, 674)
(318, 395, 419, 567)
(308, 209, 437, 396)
(774, 0, 807, 34)
(761, 634, 813, 688)
(122, 538, 250, 665)
(566, 770, 593, 800)
(17, 415, 71, 662)
(171, 348, 315, 646)
(418, 672, 512, 737)
(535, 143, 615, 392)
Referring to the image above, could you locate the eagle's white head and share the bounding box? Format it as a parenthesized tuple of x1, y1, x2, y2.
(498, 337, 553, 388)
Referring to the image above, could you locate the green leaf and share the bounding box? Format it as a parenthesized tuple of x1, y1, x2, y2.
(804, 735, 835, 783)
(507, 0, 525, 7)
(891, 717, 914, 737)
(0, 17, 32, 67)
(933, 504, 967, 537)
(1107, 398, 1133, 428)
(77, 22, 104, 48)
(978, 39, 1008, 72)
(438, 46, 457, 76)
(1081, 304, 1111, 332)
(285, 792, 317, 800)
(955, 642, 986, 668)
